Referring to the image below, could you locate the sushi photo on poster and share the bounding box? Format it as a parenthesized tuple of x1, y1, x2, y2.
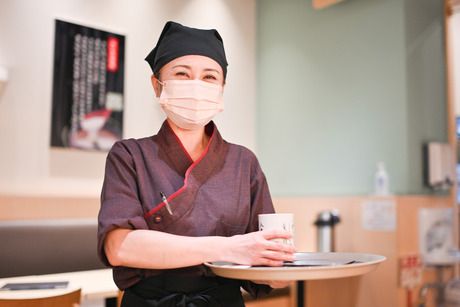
(50, 19, 125, 151)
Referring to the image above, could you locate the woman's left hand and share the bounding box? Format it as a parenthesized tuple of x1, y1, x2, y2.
(252, 280, 292, 289)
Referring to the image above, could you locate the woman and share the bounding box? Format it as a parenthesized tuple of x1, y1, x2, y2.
(97, 21, 295, 307)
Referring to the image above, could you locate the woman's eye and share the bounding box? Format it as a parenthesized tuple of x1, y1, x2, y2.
(175, 71, 189, 77)
(204, 75, 217, 80)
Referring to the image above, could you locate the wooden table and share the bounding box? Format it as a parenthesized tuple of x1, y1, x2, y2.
(0, 269, 118, 302)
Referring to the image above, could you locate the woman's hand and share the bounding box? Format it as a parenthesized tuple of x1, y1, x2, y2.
(222, 230, 295, 266)
(251, 280, 292, 289)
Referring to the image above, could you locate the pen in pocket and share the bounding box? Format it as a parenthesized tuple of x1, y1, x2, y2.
(160, 192, 173, 215)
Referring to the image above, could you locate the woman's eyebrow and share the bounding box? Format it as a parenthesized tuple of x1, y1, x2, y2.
(172, 65, 192, 70)
(203, 68, 221, 74)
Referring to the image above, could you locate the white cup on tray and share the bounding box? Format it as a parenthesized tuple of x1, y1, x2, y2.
(258, 213, 294, 246)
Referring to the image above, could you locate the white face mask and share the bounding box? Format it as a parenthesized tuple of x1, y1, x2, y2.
(158, 79, 224, 130)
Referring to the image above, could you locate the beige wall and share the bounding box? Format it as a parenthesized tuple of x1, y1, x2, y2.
(0, 0, 256, 196)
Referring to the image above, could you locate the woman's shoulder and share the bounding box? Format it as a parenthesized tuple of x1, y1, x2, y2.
(224, 142, 267, 177)
(108, 136, 155, 154)
(225, 141, 259, 162)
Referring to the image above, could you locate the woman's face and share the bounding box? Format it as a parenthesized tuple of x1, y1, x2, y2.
(152, 55, 224, 97)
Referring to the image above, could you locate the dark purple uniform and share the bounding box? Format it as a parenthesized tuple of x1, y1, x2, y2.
(97, 121, 274, 305)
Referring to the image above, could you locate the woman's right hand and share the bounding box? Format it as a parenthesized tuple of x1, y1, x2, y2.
(222, 230, 295, 266)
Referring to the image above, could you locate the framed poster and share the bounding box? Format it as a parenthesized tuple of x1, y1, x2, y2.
(50, 19, 125, 151)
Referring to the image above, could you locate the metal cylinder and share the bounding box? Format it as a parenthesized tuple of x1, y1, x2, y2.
(314, 210, 341, 252)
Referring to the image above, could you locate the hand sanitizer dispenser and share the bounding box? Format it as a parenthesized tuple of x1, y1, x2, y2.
(0, 66, 8, 96)
(424, 142, 455, 190)
(374, 162, 390, 196)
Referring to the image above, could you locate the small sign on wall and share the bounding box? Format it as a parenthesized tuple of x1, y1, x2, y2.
(399, 254, 423, 288)
(361, 199, 396, 231)
(50, 20, 125, 151)
(418, 208, 454, 263)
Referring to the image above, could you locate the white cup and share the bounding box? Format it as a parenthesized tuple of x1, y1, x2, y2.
(258, 213, 294, 245)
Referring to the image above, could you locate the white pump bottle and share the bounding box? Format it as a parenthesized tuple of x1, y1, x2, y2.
(374, 162, 390, 196)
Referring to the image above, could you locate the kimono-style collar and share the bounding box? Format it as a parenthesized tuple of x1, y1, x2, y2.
(145, 120, 228, 220)
(154, 120, 226, 178)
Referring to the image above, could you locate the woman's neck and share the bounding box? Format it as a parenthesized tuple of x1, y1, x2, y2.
(167, 119, 209, 161)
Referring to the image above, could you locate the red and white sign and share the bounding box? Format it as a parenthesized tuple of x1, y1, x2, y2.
(399, 254, 423, 289)
(107, 36, 119, 72)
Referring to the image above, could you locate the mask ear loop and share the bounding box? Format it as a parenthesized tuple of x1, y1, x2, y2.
(154, 77, 164, 98)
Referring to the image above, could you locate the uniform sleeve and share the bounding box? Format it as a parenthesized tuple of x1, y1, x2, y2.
(246, 154, 275, 233)
(241, 154, 274, 298)
(97, 141, 149, 266)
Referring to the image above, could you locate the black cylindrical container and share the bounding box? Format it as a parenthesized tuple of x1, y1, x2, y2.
(314, 210, 341, 252)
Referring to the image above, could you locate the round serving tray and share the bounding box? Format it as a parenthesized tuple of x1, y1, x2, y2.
(205, 252, 386, 281)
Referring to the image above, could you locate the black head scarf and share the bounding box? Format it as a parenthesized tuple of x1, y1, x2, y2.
(145, 21, 228, 78)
